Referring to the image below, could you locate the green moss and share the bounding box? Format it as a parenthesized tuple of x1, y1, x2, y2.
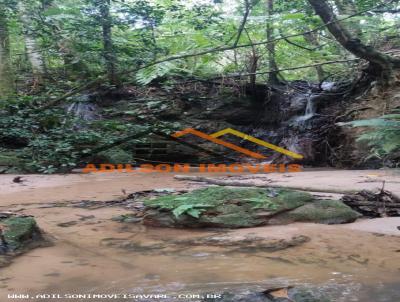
(146, 187, 312, 209)
(2, 217, 39, 250)
(141, 187, 363, 228)
(283, 200, 362, 224)
(143, 187, 314, 228)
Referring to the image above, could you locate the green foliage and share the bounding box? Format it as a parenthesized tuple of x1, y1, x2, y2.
(136, 61, 181, 85)
(338, 113, 400, 158)
(0, 97, 129, 173)
(1, 0, 399, 173)
(98, 147, 133, 164)
(0, 93, 183, 173)
(26, 127, 104, 173)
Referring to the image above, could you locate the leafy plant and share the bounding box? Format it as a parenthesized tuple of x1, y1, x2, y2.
(136, 60, 182, 85)
(172, 203, 213, 218)
(338, 113, 400, 158)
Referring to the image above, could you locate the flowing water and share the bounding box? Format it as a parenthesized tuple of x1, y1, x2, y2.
(1, 172, 400, 302)
(294, 91, 316, 123)
(66, 94, 100, 122)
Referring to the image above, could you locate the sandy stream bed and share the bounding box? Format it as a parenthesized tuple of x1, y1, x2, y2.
(0, 169, 400, 301)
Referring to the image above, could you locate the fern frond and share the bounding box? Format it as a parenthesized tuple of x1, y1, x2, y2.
(338, 113, 400, 157)
(136, 60, 182, 85)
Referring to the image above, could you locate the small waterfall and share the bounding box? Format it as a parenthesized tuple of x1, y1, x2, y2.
(295, 92, 316, 122)
(66, 94, 100, 122)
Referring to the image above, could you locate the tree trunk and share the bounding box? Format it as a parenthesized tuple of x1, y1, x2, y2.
(266, 0, 279, 85)
(249, 52, 259, 91)
(18, 1, 46, 86)
(307, 0, 400, 85)
(0, 7, 14, 96)
(99, 0, 118, 85)
(303, 31, 325, 82)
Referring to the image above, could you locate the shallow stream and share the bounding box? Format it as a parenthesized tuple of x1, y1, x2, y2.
(0, 171, 399, 302)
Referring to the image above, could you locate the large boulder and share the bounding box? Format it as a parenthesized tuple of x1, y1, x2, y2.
(141, 187, 360, 228)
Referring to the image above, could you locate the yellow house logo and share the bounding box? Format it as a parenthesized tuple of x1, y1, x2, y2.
(172, 128, 303, 159)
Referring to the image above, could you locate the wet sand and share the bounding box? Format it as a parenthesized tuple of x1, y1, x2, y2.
(0, 170, 400, 301)
(1, 169, 399, 205)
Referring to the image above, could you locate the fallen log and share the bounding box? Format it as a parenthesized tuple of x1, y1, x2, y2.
(174, 175, 357, 194)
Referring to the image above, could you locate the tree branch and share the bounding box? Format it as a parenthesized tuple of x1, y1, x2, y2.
(234, 0, 252, 47)
(208, 58, 361, 80)
(280, 33, 316, 51)
(307, 0, 400, 83)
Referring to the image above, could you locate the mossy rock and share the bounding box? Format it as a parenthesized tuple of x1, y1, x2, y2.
(0, 217, 42, 253)
(141, 187, 362, 228)
(272, 200, 362, 225)
(142, 187, 314, 228)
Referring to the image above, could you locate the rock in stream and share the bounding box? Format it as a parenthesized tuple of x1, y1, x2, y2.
(0, 214, 45, 267)
(134, 187, 361, 228)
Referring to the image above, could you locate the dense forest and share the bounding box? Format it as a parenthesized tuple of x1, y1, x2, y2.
(0, 0, 399, 173)
(1, 2, 400, 300)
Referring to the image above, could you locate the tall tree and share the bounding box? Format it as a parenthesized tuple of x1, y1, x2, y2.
(98, 0, 118, 85)
(18, 1, 46, 86)
(0, 3, 13, 95)
(303, 30, 325, 82)
(266, 0, 279, 85)
(308, 0, 400, 85)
